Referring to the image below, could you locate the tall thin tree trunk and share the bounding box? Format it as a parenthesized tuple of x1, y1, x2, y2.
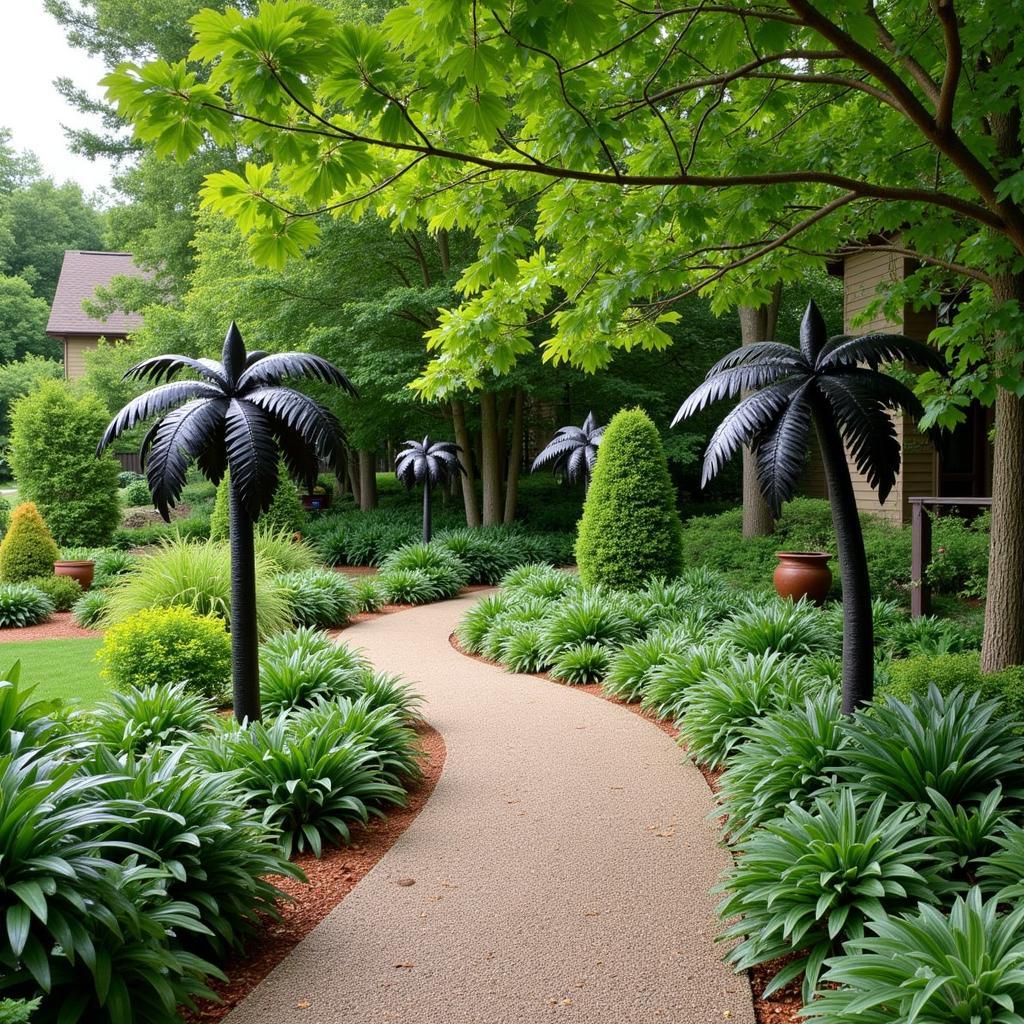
(480, 391, 503, 526)
(452, 399, 481, 527)
(504, 388, 525, 523)
(981, 275, 1024, 671)
(228, 478, 260, 723)
(358, 450, 378, 511)
(349, 452, 361, 507)
(739, 290, 781, 538)
(423, 481, 432, 543)
(813, 402, 874, 713)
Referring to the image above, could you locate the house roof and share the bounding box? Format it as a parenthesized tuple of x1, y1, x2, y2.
(46, 250, 148, 337)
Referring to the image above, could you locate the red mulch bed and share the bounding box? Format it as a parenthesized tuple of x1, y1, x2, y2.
(448, 632, 801, 1024)
(0, 611, 100, 643)
(184, 722, 446, 1022)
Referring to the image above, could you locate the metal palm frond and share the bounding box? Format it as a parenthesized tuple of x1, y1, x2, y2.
(531, 411, 604, 484)
(395, 436, 465, 487)
(673, 300, 945, 516)
(98, 322, 358, 521)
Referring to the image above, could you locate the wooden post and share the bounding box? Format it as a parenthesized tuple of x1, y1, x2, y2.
(910, 499, 932, 619)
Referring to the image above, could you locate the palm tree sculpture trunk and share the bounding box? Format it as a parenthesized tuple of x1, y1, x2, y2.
(229, 477, 261, 721)
(422, 479, 432, 543)
(811, 397, 874, 713)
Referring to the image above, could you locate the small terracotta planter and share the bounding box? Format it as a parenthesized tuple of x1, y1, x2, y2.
(54, 560, 95, 590)
(773, 551, 832, 605)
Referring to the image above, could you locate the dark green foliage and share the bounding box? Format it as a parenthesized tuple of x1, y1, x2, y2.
(639, 642, 733, 722)
(378, 565, 462, 604)
(576, 408, 683, 589)
(717, 790, 941, 1003)
(276, 568, 356, 628)
(538, 589, 638, 660)
(92, 549, 137, 588)
(0, 504, 60, 583)
(0, 584, 52, 629)
(9, 381, 121, 546)
(24, 575, 82, 613)
(71, 590, 109, 628)
(603, 627, 692, 703)
(352, 576, 385, 613)
(0, 999, 38, 1023)
(259, 629, 368, 715)
(805, 890, 1024, 1024)
(717, 598, 838, 657)
(549, 642, 611, 684)
(120, 479, 153, 506)
(435, 528, 518, 584)
(880, 614, 981, 657)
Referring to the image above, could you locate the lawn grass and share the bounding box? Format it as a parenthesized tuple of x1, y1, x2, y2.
(0, 637, 109, 706)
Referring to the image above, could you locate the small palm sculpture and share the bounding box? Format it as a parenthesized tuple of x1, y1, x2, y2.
(97, 322, 356, 722)
(531, 412, 604, 491)
(395, 436, 464, 543)
(673, 300, 943, 713)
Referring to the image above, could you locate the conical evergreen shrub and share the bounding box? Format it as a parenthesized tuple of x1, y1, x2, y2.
(575, 408, 683, 589)
(0, 502, 61, 582)
(209, 464, 306, 541)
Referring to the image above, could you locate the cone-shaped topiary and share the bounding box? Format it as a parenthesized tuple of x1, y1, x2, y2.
(0, 502, 61, 583)
(575, 408, 683, 589)
(209, 464, 306, 541)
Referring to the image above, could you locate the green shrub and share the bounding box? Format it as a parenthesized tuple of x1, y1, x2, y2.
(928, 511, 989, 599)
(92, 548, 136, 587)
(457, 592, 517, 653)
(717, 789, 940, 1003)
(498, 622, 547, 674)
(0, 584, 52, 628)
(435, 528, 518, 584)
(357, 671, 424, 720)
(277, 568, 356, 628)
(718, 598, 838, 657)
(82, 744, 300, 958)
(806, 890, 1024, 1024)
(639, 642, 733, 721)
(25, 574, 82, 612)
(380, 541, 470, 582)
(603, 627, 692, 703)
(253, 526, 318, 573)
(379, 565, 461, 604)
(103, 539, 293, 639)
(978, 821, 1024, 900)
(718, 690, 847, 839)
(679, 652, 820, 768)
(538, 590, 637, 661)
(120, 479, 152, 506)
(838, 686, 1024, 810)
(0, 503, 59, 583)
(0, 498, 11, 538)
(500, 562, 578, 601)
(209, 465, 306, 541)
(881, 614, 981, 657)
(0, 999, 38, 1023)
(575, 408, 683, 589)
(194, 714, 406, 857)
(98, 606, 232, 699)
(926, 785, 1005, 878)
(83, 682, 217, 755)
(0, 670, 63, 756)
(71, 589, 108, 628)
(352, 575, 385, 613)
(9, 380, 120, 546)
(549, 642, 610, 684)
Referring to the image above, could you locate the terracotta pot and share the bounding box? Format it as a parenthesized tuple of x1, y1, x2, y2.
(773, 551, 832, 605)
(54, 560, 95, 591)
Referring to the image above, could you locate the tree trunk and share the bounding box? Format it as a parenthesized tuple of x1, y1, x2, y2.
(451, 399, 481, 527)
(228, 477, 261, 723)
(739, 291, 781, 538)
(504, 388, 525, 523)
(349, 452, 361, 507)
(423, 481, 432, 543)
(981, 276, 1024, 671)
(479, 391, 503, 526)
(358, 449, 378, 510)
(813, 399, 874, 713)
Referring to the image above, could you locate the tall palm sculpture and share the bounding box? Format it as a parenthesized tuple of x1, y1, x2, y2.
(395, 436, 464, 542)
(531, 412, 604, 492)
(673, 300, 944, 713)
(97, 322, 356, 723)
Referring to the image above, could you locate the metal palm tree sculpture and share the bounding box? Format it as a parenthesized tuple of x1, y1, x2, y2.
(674, 300, 944, 713)
(531, 412, 604, 491)
(97, 322, 356, 723)
(395, 436, 464, 542)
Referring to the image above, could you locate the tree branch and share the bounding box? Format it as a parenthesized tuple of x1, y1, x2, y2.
(934, 0, 962, 131)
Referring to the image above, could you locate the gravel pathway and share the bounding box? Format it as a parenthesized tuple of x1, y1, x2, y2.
(226, 590, 754, 1024)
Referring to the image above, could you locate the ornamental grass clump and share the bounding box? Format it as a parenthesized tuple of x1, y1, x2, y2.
(804, 890, 1024, 1024)
(71, 588, 108, 628)
(679, 651, 822, 768)
(98, 606, 232, 699)
(638, 642, 742, 722)
(537, 590, 637, 662)
(575, 408, 683, 590)
(456, 592, 517, 653)
(717, 789, 941, 1003)
(549, 642, 611, 684)
(0, 503, 59, 584)
(259, 628, 369, 714)
(0, 584, 53, 629)
(435, 528, 518, 584)
(602, 626, 694, 703)
(717, 597, 837, 657)
(498, 622, 547, 674)
(276, 567, 356, 628)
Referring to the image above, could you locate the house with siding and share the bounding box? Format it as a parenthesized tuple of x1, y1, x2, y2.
(802, 247, 992, 524)
(45, 250, 147, 379)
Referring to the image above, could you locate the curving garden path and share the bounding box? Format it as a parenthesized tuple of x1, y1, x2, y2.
(226, 590, 754, 1024)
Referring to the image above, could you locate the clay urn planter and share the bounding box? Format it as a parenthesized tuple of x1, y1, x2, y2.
(773, 552, 832, 605)
(54, 559, 95, 590)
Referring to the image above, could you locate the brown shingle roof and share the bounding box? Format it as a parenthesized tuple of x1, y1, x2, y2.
(46, 250, 148, 337)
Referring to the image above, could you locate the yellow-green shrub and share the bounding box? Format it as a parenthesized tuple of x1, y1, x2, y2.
(0, 502, 60, 582)
(575, 408, 683, 589)
(98, 605, 232, 698)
